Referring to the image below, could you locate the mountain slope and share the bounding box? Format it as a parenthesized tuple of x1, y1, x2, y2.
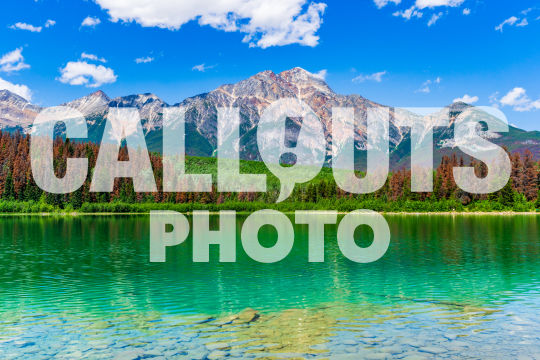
(1, 67, 539, 165)
(0, 90, 41, 131)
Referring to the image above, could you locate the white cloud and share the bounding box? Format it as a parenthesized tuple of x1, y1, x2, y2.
(489, 92, 500, 108)
(415, 0, 464, 9)
(386, 0, 465, 25)
(10, 22, 42, 32)
(192, 63, 216, 72)
(417, 85, 430, 93)
(94, 0, 327, 48)
(192, 64, 205, 72)
(0, 48, 30, 73)
(495, 16, 528, 31)
(500, 87, 526, 106)
(135, 56, 154, 64)
(427, 12, 443, 26)
(453, 94, 479, 104)
(81, 16, 101, 27)
(0, 77, 32, 101)
(313, 69, 327, 80)
(374, 0, 401, 9)
(416, 77, 441, 93)
(393, 6, 423, 20)
(499, 87, 540, 112)
(9, 19, 55, 32)
(81, 52, 107, 63)
(352, 71, 387, 83)
(516, 18, 528, 27)
(58, 61, 117, 88)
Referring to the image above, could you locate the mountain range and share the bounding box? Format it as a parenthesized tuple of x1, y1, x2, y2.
(1, 67, 539, 168)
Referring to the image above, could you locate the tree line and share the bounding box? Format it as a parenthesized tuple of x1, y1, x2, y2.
(0, 130, 538, 213)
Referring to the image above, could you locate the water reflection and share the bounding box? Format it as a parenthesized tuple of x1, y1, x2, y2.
(0, 214, 538, 359)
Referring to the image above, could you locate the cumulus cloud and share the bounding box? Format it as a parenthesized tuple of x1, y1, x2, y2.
(313, 69, 327, 80)
(499, 87, 540, 112)
(9, 22, 43, 32)
(0, 48, 30, 73)
(427, 12, 443, 26)
(45, 19, 56, 28)
(135, 56, 154, 64)
(374, 0, 401, 9)
(94, 0, 327, 48)
(81, 52, 107, 63)
(453, 94, 479, 104)
(352, 71, 387, 83)
(462, 8, 470, 15)
(81, 16, 101, 27)
(58, 61, 117, 88)
(415, 0, 464, 9)
(379, 0, 464, 11)
(0, 77, 32, 101)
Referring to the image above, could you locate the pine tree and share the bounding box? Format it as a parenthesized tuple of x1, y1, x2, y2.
(70, 189, 83, 209)
(3, 170, 15, 200)
(499, 179, 515, 207)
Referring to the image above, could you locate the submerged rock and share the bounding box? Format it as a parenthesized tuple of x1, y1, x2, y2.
(216, 308, 261, 326)
(236, 308, 260, 324)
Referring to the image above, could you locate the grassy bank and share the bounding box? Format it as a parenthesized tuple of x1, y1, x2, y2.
(0, 198, 536, 214)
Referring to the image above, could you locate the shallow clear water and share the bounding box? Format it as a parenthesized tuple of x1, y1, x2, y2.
(0, 214, 539, 359)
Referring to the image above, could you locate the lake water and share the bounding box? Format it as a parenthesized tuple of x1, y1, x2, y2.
(0, 214, 539, 359)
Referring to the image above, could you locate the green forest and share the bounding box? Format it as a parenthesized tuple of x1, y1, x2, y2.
(0, 131, 539, 213)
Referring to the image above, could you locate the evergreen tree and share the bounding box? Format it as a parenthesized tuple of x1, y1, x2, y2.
(70, 189, 83, 209)
(499, 179, 515, 207)
(3, 170, 15, 200)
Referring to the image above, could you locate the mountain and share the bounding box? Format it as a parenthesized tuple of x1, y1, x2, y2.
(1, 67, 539, 167)
(0, 90, 41, 131)
(109, 93, 165, 132)
(177, 67, 405, 161)
(62, 90, 110, 116)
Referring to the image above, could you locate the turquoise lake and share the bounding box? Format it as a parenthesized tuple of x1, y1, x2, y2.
(0, 214, 539, 359)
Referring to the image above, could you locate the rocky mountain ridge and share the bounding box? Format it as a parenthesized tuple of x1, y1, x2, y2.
(1, 67, 539, 164)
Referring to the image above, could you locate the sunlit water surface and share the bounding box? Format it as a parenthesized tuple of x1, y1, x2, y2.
(0, 214, 539, 359)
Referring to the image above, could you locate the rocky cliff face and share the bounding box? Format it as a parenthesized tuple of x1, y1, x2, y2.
(62, 90, 110, 116)
(177, 67, 404, 160)
(1, 67, 539, 162)
(109, 93, 165, 132)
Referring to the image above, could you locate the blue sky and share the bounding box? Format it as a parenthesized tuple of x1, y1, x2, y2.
(0, 0, 539, 129)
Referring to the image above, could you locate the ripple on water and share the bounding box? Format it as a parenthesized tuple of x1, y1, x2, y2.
(0, 215, 539, 359)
